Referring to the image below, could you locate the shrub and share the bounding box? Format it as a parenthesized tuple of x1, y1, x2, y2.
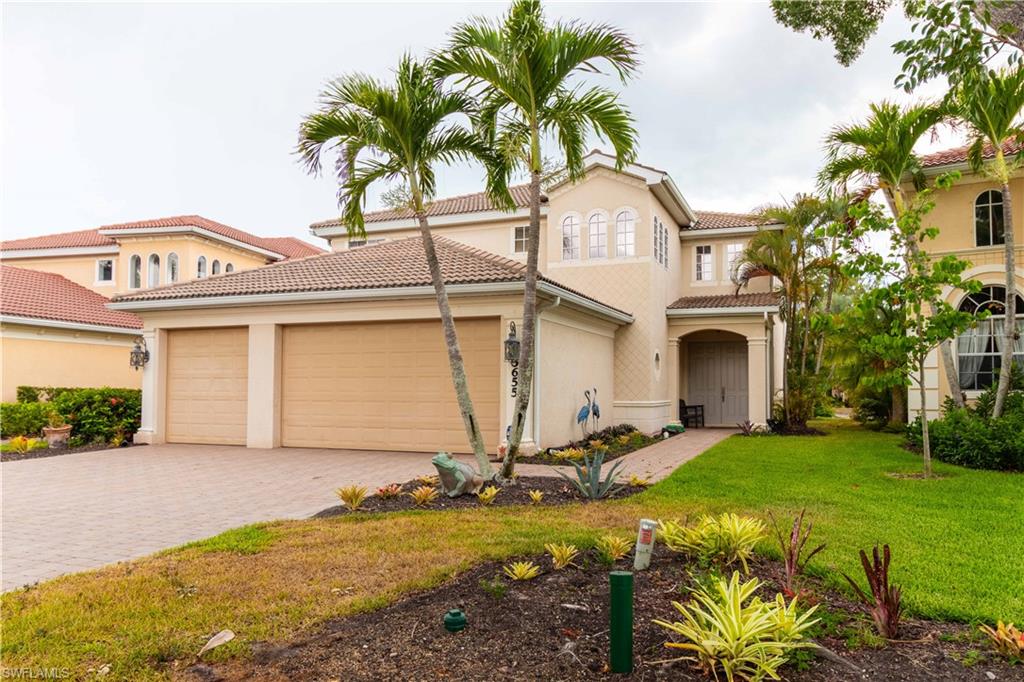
(556, 450, 625, 500)
(503, 561, 541, 581)
(51, 388, 141, 447)
(653, 572, 818, 681)
(978, 621, 1024, 661)
(842, 544, 902, 639)
(476, 485, 500, 506)
(0, 402, 51, 438)
(335, 485, 369, 510)
(544, 542, 580, 570)
(659, 513, 766, 573)
(595, 535, 634, 565)
(407, 485, 439, 507)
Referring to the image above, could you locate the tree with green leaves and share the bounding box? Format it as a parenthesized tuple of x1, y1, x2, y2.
(297, 55, 502, 478)
(951, 64, 1024, 417)
(432, 0, 640, 479)
(819, 100, 967, 408)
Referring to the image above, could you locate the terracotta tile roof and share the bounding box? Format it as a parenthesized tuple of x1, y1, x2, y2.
(256, 236, 326, 259)
(920, 139, 1024, 168)
(688, 211, 778, 230)
(0, 228, 116, 251)
(111, 236, 629, 317)
(0, 265, 141, 330)
(311, 186, 534, 228)
(668, 291, 780, 310)
(98, 215, 293, 257)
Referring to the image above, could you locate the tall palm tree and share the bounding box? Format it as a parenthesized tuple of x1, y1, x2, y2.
(818, 100, 965, 409)
(953, 65, 1024, 417)
(433, 0, 640, 479)
(297, 55, 499, 478)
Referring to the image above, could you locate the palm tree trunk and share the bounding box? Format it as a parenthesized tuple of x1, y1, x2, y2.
(411, 199, 493, 479)
(501, 167, 542, 478)
(993, 180, 1016, 418)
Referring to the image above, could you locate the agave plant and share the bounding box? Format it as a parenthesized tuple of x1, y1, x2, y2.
(555, 450, 625, 500)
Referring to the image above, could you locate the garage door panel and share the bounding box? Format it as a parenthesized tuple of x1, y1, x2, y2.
(281, 319, 499, 453)
(166, 328, 248, 445)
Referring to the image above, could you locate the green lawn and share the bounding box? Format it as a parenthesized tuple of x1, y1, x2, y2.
(1, 421, 1020, 679)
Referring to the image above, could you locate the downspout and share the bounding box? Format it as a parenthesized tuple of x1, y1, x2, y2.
(764, 311, 772, 423)
(533, 295, 562, 449)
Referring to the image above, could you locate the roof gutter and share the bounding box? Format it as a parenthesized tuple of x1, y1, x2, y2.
(1, 315, 141, 335)
(666, 305, 779, 318)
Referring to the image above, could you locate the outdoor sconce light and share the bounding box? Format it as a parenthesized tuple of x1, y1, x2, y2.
(129, 337, 150, 370)
(504, 321, 520, 364)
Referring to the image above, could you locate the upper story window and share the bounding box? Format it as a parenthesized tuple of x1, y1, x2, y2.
(225, 263, 234, 273)
(696, 244, 713, 281)
(653, 217, 669, 269)
(129, 255, 142, 289)
(212, 259, 221, 275)
(147, 254, 160, 288)
(197, 256, 207, 279)
(588, 213, 607, 258)
(653, 217, 662, 265)
(975, 190, 1005, 247)
(513, 225, 528, 254)
(561, 215, 580, 260)
(661, 220, 669, 269)
(95, 259, 114, 284)
(726, 243, 744, 278)
(615, 210, 635, 257)
(167, 253, 179, 283)
(956, 285, 1024, 391)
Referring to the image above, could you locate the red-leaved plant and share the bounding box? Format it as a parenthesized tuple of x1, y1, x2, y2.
(843, 544, 902, 639)
(768, 508, 826, 596)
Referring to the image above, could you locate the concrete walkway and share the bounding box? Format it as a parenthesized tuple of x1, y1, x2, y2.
(0, 429, 733, 591)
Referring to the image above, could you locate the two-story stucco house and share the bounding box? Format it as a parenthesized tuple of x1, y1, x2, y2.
(109, 152, 785, 453)
(909, 142, 1024, 420)
(0, 216, 323, 401)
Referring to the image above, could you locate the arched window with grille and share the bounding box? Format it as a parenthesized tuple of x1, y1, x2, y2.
(956, 285, 1024, 390)
(129, 254, 142, 289)
(212, 259, 221, 275)
(225, 263, 234, 273)
(197, 256, 207, 278)
(147, 254, 160, 288)
(615, 210, 635, 257)
(588, 213, 607, 258)
(561, 215, 580, 260)
(167, 253, 179, 283)
(975, 190, 1005, 247)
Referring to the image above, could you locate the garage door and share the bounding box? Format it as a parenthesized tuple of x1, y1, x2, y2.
(281, 319, 500, 453)
(166, 327, 248, 445)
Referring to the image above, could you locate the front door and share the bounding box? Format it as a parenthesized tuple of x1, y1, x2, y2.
(687, 341, 748, 425)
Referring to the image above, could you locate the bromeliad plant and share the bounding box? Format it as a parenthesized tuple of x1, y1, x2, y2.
(376, 483, 403, 499)
(628, 473, 651, 488)
(556, 450, 625, 500)
(653, 572, 819, 681)
(659, 513, 767, 573)
(544, 542, 580, 570)
(476, 485, 500, 506)
(768, 509, 826, 595)
(527, 489, 544, 505)
(979, 621, 1024, 661)
(503, 560, 542, 581)
(415, 474, 440, 487)
(842, 544, 902, 639)
(408, 485, 440, 507)
(595, 535, 634, 566)
(335, 485, 369, 510)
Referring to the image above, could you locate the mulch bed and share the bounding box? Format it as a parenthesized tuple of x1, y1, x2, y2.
(0, 441, 141, 462)
(514, 434, 664, 467)
(313, 475, 648, 517)
(199, 552, 1021, 682)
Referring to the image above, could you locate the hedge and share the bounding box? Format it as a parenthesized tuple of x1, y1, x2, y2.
(0, 402, 52, 438)
(3, 387, 142, 445)
(16, 386, 82, 403)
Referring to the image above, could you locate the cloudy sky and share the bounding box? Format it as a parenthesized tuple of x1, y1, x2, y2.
(2, 2, 959, 243)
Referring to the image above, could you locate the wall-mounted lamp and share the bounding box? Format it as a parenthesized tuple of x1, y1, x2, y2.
(504, 321, 520, 364)
(130, 337, 150, 370)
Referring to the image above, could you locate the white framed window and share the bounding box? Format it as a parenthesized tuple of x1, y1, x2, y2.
(588, 213, 607, 258)
(95, 259, 114, 285)
(653, 217, 662, 265)
(661, 222, 669, 269)
(212, 259, 221, 275)
(561, 215, 580, 260)
(956, 285, 1024, 391)
(147, 254, 160, 288)
(197, 256, 207, 278)
(225, 263, 234, 273)
(975, 190, 1005, 247)
(167, 253, 179, 283)
(129, 255, 142, 289)
(513, 225, 528, 254)
(726, 243, 744, 279)
(615, 210, 635, 257)
(695, 244, 713, 281)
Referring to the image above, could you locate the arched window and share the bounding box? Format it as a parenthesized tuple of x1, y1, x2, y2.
(147, 254, 160, 288)
(129, 255, 142, 288)
(167, 253, 179, 283)
(975, 190, 1005, 247)
(956, 285, 1024, 391)
(197, 256, 207, 278)
(561, 215, 580, 260)
(615, 210, 635, 257)
(588, 213, 607, 258)
(212, 259, 221, 275)
(225, 263, 234, 273)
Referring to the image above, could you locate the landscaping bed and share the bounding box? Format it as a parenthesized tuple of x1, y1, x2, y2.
(314, 475, 648, 517)
(0, 440, 140, 462)
(205, 551, 1018, 682)
(513, 424, 663, 467)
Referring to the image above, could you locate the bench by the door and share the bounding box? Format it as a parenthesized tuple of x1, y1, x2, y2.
(679, 400, 705, 428)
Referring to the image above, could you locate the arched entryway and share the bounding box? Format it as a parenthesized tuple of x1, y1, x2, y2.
(679, 329, 749, 425)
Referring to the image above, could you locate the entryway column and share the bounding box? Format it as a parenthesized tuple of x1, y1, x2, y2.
(246, 323, 281, 448)
(667, 337, 680, 423)
(746, 336, 768, 425)
(136, 328, 166, 445)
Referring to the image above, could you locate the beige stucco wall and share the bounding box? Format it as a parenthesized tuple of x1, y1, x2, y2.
(117, 235, 268, 292)
(677, 233, 774, 297)
(0, 323, 141, 401)
(1, 254, 117, 294)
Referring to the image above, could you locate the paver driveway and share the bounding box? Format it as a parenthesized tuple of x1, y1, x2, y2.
(1, 429, 732, 591)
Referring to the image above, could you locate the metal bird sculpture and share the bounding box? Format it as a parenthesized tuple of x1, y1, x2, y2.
(590, 387, 600, 432)
(576, 390, 592, 438)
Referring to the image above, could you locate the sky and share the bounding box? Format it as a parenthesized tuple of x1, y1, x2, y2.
(1, 1, 962, 244)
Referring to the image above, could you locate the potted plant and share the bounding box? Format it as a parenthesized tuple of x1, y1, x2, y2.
(42, 410, 71, 448)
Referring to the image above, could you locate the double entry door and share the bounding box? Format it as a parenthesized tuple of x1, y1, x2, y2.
(687, 341, 748, 426)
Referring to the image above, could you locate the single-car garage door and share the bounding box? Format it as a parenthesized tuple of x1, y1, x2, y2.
(166, 327, 248, 445)
(281, 319, 500, 453)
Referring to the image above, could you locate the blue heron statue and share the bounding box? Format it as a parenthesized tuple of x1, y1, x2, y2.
(590, 387, 600, 432)
(576, 390, 591, 438)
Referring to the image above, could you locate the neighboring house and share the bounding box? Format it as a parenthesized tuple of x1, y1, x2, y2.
(111, 152, 786, 453)
(0, 216, 323, 402)
(908, 142, 1024, 420)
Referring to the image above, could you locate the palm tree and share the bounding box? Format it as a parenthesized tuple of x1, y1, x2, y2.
(297, 55, 500, 478)
(953, 65, 1024, 418)
(818, 100, 966, 409)
(433, 0, 640, 479)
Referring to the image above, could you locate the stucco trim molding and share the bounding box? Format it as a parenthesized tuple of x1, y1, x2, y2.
(613, 400, 672, 407)
(0, 315, 141, 336)
(678, 225, 783, 239)
(99, 226, 285, 261)
(310, 207, 544, 237)
(1, 245, 120, 259)
(666, 305, 779, 317)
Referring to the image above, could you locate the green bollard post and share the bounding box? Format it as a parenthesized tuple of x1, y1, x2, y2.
(609, 570, 634, 673)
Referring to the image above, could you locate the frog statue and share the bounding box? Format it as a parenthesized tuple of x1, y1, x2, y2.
(431, 451, 484, 498)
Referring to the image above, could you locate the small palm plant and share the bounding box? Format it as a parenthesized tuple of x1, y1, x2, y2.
(556, 450, 625, 500)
